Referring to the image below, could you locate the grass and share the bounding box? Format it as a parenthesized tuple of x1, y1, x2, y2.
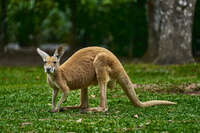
(0, 63, 200, 132)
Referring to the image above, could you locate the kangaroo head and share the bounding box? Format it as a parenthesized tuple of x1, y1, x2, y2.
(37, 45, 65, 74)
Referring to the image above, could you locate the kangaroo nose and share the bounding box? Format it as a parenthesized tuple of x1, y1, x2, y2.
(46, 68, 51, 72)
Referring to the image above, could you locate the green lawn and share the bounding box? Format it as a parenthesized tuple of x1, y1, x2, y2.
(0, 64, 200, 132)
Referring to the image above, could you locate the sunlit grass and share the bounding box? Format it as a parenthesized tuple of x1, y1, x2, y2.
(0, 64, 200, 132)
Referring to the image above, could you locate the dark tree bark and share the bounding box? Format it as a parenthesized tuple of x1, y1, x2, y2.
(0, 0, 7, 52)
(154, 0, 196, 64)
(143, 0, 160, 62)
(128, 39, 134, 58)
(69, 0, 78, 49)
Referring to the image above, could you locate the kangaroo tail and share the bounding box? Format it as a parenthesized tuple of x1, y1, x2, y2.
(117, 70, 176, 107)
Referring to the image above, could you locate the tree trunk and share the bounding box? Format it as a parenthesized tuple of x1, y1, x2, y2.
(128, 39, 134, 58)
(154, 0, 196, 64)
(143, 0, 160, 62)
(0, 0, 7, 52)
(69, 0, 78, 49)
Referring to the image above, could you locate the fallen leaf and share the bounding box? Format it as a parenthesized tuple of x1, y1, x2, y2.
(90, 122, 96, 125)
(76, 118, 82, 123)
(91, 95, 96, 98)
(122, 127, 127, 131)
(20, 122, 32, 127)
(133, 114, 139, 119)
(145, 121, 150, 125)
(39, 118, 49, 121)
(115, 111, 120, 114)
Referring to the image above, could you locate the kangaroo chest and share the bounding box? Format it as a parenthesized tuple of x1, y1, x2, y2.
(47, 74, 60, 89)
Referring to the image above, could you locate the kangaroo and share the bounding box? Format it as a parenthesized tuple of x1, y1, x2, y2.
(37, 45, 176, 112)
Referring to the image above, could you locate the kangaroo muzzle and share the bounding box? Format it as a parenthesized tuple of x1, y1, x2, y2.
(45, 67, 54, 73)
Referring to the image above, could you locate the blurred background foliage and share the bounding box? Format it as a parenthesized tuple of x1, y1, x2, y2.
(1, 0, 200, 57)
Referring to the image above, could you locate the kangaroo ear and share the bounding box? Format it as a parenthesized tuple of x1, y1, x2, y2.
(37, 48, 49, 61)
(53, 45, 66, 60)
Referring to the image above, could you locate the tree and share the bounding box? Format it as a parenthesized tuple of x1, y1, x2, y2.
(0, 0, 7, 52)
(145, 0, 196, 64)
(142, 0, 159, 62)
(68, 0, 79, 49)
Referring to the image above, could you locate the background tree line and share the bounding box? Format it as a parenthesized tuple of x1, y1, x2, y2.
(0, 0, 200, 64)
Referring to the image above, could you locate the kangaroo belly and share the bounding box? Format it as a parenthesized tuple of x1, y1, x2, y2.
(61, 57, 97, 90)
(66, 69, 97, 90)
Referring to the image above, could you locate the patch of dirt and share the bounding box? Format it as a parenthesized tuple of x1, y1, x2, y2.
(184, 91, 200, 96)
(133, 83, 200, 96)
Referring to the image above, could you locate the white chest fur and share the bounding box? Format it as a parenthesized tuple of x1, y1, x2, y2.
(47, 74, 60, 89)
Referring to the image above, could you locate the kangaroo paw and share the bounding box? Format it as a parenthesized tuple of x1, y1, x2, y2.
(82, 107, 108, 113)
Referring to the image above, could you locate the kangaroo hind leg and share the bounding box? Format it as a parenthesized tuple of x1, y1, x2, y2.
(61, 88, 89, 111)
(80, 88, 89, 109)
(85, 53, 110, 112)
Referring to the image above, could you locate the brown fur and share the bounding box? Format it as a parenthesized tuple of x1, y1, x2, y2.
(37, 46, 176, 112)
